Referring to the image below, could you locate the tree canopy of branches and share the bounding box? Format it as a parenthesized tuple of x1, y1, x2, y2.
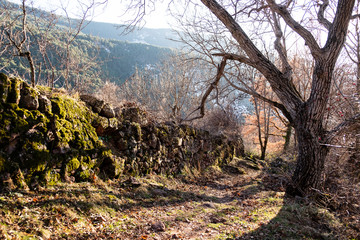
(122, 0, 360, 197)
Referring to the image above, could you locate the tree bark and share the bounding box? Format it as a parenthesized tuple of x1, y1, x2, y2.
(287, 112, 329, 196)
(283, 124, 292, 151)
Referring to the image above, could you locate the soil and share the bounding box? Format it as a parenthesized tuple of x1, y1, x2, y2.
(0, 165, 357, 240)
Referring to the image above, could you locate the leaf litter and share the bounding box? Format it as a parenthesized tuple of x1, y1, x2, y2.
(0, 162, 357, 240)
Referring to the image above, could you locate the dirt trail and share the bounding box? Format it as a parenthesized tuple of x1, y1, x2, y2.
(0, 167, 354, 239)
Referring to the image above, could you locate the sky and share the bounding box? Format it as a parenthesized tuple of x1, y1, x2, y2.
(8, 0, 172, 29)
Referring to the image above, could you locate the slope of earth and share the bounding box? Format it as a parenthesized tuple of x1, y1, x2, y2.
(0, 160, 357, 240)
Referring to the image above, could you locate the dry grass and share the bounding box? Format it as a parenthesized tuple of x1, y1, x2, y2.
(0, 158, 357, 240)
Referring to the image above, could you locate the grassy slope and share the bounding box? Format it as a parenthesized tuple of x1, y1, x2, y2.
(0, 159, 357, 240)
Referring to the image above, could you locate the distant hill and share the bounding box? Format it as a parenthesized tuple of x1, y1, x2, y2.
(0, 0, 174, 89)
(93, 36, 173, 82)
(81, 21, 181, 49)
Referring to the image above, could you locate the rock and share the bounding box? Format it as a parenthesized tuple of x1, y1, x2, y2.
(80, 94, 115, 118)
(121, 106, 148, 125)
(209, 215, 227, 224)
(0, 73, 10, 103)
(151, 188, 168, 196)
(80, 94, 98, 107)
(80, 94, 104, 113)
(19, 82, 39, 110)
(121, 176, 141, 188)
(7, 77, 21, 104)
(117, 139, 128, 151)
(38, 95, 52, 114)
(202, 202, 216, 209)
(0, 173, 15, 192)
(151, 221, 166, 232)
(99, 156, 124, 178)
(100, 102, 115, 118)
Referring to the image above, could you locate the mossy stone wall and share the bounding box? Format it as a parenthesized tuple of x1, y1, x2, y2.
(0, 74, 244, 190)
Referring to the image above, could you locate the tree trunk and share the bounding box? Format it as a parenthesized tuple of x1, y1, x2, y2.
(283, 123, 292, 151)
(260, 144, 267, 160)
(286, 110, 329, 197)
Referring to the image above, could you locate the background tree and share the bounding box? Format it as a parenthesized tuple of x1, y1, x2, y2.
(118, 53, 208, 122)
(0, 0, 103, 90)
(122, 0, 360, 196)
(1, 0, 36, 87)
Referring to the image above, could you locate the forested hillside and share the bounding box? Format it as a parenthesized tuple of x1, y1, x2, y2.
(82, 21, 181, 49)
(0, 0, 173, 90)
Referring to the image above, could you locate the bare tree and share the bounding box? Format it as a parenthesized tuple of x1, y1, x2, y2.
(0, 0, 104, 90)
(121, 0, 360, 196)
(1, 0, 36, 87)
(119, 53, 207, 122)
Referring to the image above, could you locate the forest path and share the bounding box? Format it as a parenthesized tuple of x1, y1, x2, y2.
(0, 164, 353, 239)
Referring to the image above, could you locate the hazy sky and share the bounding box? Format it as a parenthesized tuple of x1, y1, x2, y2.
(8, 0, 172, 29)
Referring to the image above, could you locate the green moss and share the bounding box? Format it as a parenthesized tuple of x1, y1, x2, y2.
(13, 169, 28, 189)
(51, 97, 66, 119)
(0, 155, 6, 172)
(46, 170, 61, 185)
(7, 77, 22, 104)
(5, 106, 29, 134)
(78, 169, 91, 181)
(184, 125, 196, 136)
(66, 158, 81, 172)
(101, 150, 113, 158)
(130, 122, 142, 141)
(36, 85, 53, 96)
(0, 73, 10, 103)
(21, 141, 50, 171)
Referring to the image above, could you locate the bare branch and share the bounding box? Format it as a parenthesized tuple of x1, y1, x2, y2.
(183, 57, 227, 122)
(223, 76, 293, 124)
(317, 0, 332, 30)
(271, 11, 292, 78)
(265, 0, 322, 59)
(326, 113, 360, 143)
(351, 13, 360, 19)
(212, 52, 254, 66)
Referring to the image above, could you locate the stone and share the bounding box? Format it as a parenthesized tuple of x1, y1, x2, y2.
(117, 139, 128, 151)
(121, 176, 141, 188)
(100, 102, 115, 118)
(0, 173, 15, 192)
(151, 221, 166, 232)
(80, 94, 104, 113)
(38, 95, 52, 114)
(202, 202, 216, 209)
(19, 82, 39, 110)
(121, 106, 148, 125)
(7, 77, 21, 104)
(80, 94, 98, 107)
(0, 73, 10, 103)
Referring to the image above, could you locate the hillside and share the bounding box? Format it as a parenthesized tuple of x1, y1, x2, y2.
(82, 21, 181, 49)
(0, 0, 174, 89)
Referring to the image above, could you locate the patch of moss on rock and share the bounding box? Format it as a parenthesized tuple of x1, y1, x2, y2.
(0, 155, 6, 172)
(0, 73, 11, 103)
(7, 77, 22, 104)
(66, 158, 81, 173)
(0, 74, 117, 190)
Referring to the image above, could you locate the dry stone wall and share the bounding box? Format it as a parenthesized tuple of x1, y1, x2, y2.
(0, 73, 244, 191)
